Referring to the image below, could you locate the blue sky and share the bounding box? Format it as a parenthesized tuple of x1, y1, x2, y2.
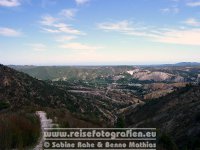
(0, 0, 200, 65)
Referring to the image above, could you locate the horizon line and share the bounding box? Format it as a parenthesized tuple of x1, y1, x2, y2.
(4, 61, 200, 67)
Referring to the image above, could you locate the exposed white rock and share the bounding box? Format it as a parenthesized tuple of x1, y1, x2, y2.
(113, 75, 125, 81)
(133, 71, 173, 82)
(127, 69, 140, 75)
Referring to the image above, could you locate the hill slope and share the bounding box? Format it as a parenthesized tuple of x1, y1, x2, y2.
(10, 65, 134, 80)
(0, 64, 79, 110)
(0, 65, 138, 125)
(125, 85, 200, 149)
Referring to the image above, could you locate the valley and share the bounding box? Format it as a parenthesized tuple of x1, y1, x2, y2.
(12, 64, 200, 101)
(1, 63, 200, 149)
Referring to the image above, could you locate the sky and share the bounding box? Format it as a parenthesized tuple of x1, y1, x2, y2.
(0, 0, 200, 65)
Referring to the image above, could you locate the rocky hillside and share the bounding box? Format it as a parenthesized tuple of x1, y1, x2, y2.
(127, 69, 184, 82)
(125, 84, 200, 149)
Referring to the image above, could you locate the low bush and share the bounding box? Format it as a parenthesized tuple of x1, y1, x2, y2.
(0, 100, 10, 110)
(0, 112, 41, 149)
(157, 132, 178, 150)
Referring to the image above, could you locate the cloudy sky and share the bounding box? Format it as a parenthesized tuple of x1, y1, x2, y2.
(0, 0, 200, 65)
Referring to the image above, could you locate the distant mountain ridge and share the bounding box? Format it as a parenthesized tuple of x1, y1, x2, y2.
(151, 62, 200, 67)
(174, 62, 200, 66)
(9, 62, 200, 68)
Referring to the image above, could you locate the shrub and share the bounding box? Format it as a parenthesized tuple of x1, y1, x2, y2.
(0, 100, 10, 110)
(195, 112, 200, 122)
(115, 116, 125, 128)
(0, 112, 41, 149)
(157, 132, 178, 150)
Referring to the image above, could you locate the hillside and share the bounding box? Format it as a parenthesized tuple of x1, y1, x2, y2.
(11, 65, 134, 80)
(0, 64, 78, 110)
(125, 84, 200, 149)
(0, 65, 101, 122)
(11, 65, 199, 83)
(12, 65, 199, 100)
(0, 65, 139, 126)
(0, 64, 104, 149)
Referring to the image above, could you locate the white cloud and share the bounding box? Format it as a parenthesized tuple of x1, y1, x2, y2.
(27, 43, 47, 51)
(75, 0, 89, 5)
(59, 9, 77, 19)
(56, 35, 77, 42)
(53, 23, 83, 35)
(154, 28, 200, 45)
(98, 20, 132, 32)
(0, 0, 20, 7)
(186, 1, 200, 7)
(40, 15, 57, 26)
(42, 28, 60, 33)
(40, 15, 84, 35)
(160, 6, 179, 14)
(98, 20, 160, 38)
(0, 27, 21, 37)
(60, 42, 103, 50)
(98, 20, 200, 46)
(184, 18, 200, 26)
